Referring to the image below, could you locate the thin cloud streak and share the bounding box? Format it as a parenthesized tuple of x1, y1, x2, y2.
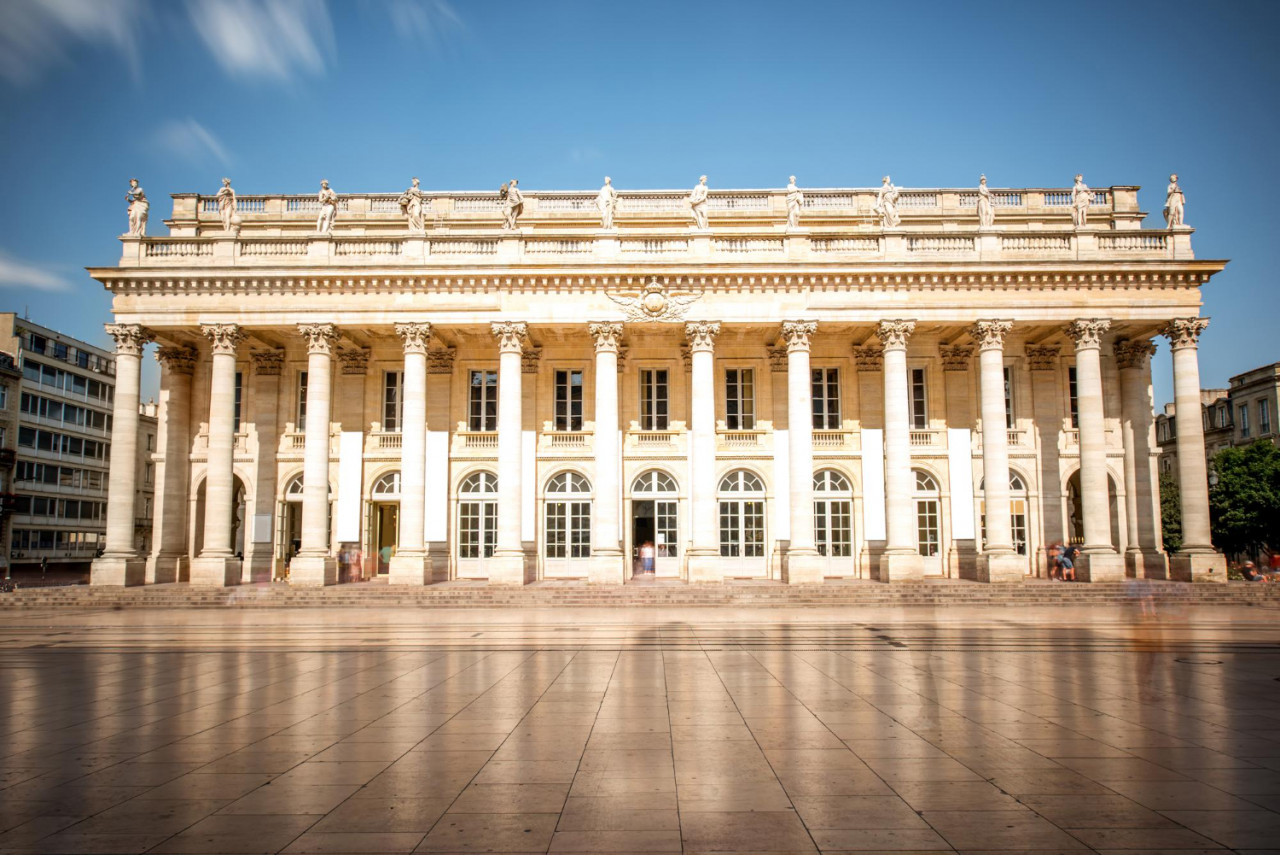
(0, 0, 145, 86)
(153, 118, 233, 166)
(0, 251, 72, 292)
(187, 0, 334, 82)
(383, 0, 464, 45)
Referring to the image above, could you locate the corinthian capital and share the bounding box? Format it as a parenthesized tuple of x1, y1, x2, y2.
(395, 322, 432, 355)
(1113, 338, 1158, 370)
(939, 344, 973, 371)
(969, 319, 1013, 351)
(155, 345, 196, 375)
(1064, 318, 1111, 351)
(780, 320, 817, 353)
(201, 323, 245, 356)
(684, 320, 720, 353)
(588, 322, 623, 353)
(875, 319, 915, 351)
(1024, 344, 1059, 370)
(104, 323, 154, 357)
(297, 323, 339, 355)
(491, 321, 528, 354)
(1161, 317, 1209, 350)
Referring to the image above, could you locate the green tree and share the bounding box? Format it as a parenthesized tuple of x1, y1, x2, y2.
(1209, 440, 1280, 556)
(1159, 472, 1182, 553)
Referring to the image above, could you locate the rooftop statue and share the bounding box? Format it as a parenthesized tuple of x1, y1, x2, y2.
(1164, 174, 1185, 228)
(688, 175, 709, 230)
(1071, 174, 1091, 228)
(875, 176, 900, 228)
(126, 178, 148, 236)
(399, 177, 426, 231)
(597, 177, 618, 230)
(976, 175, 995, 228)
(316, 180, 338, 234)
(216, 177, 239, 234)
(501, 179, 523, 230)
(786, 176, 804, 228)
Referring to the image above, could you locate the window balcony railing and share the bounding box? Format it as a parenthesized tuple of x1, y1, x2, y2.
(909, 429, 943, 448)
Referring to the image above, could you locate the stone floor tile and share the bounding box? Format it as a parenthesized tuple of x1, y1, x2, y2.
(679, 810, 818, 852)
(415, 812, 558, 852)
(472, 760, 581, 784)
(1066, 825, 1225, 849)
(548, 829, 683, 851)
(1098, 780, 1262, 810)
(149, 813, 319, 854)
(1156, 809, 1280, 850)
(281, 830, 426, 853)
(450, 783, 571, 814)
(1016, 793, 1174, 828)
(889, 781, 1022, 811)
(310, 797, 453, 833)
(921, 809, 1088, 850)
(808, 826, 952, 851)
(555, 803, 680, 831)
(792, 795, 928, 829)
(218, 783, 362, 815)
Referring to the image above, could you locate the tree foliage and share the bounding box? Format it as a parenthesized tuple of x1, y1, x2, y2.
(1159, 472, 1182, 553)
(1209, 440, 1280, 556)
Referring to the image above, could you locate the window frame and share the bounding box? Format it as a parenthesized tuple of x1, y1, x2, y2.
(724, 367, 756, 430)
(811, 367, 841, 430)
(468, 369, 499, 432)
(639, 368, 669, 431)
(554, 369, 585, 432)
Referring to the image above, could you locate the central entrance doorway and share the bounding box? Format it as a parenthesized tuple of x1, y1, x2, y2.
(370, 471, 401, 576)
(630, 469, 679, 578)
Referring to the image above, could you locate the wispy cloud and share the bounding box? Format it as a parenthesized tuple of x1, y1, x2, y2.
(153, 118, 232, 166)
(381, 0, 464, 45)
(0, 0, 145, 86)
(0, 250, 72, 292)
(187, 0, 334, 82)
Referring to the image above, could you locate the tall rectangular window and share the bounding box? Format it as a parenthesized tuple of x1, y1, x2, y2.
(554, 370, 584, 431)
(1239, 404, 1250, 438)
(382, 370, 403, 432)
(0, 384, 6, 408)
(910, 368, 927, 429)
(296, 371, 308, 427)
(1003, 366, 1014, 429)
(1068, 367, 1079, 429)
(639, 369, 669, 431)
(469, 370, 498, 431)
(811, 368, 840, 429)
(233, 372, 243, 432)
(725, 368, 755, 430)
(1261, 399, 1272, 435)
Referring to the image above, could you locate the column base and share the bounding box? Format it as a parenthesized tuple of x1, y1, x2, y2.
(90, 555, 146, 587)
(878, 551, 923, 583)
(1078, 549, 1125, 582)
(288, 554, 336, 587)
(686, 549, 721, 584)
(487, 551, 528, 586)
(242, 548, 274, 584)
(977, 552, 1026, 583)
(586, 552, 625, 585)
(388, 552, 430, 586)
(784, 551, 825, 585)
(1168, 550, 1227, 583)
(145, 553, 185, 585)
(1127, 549, 1168, 580)
(190, 554, 243, 587)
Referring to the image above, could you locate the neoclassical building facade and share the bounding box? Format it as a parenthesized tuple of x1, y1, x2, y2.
(90, 179, 1226, 586)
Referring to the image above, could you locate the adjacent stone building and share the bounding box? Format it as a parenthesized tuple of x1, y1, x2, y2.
(1157, 361, 1280, 477)
(89, 178, 1228, 587)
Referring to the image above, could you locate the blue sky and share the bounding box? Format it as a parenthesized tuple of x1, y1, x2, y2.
(1, 0, 1278, 404)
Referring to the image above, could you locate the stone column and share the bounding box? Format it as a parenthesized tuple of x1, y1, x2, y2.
(781, 321, 823, 583)
(91, 323, 153, 586)
(191, 323, 245, 586)
(878, 320, 923, 582)
(972, 320, 1023, 582)
(1115, 339, 1166, 579)
(1163, 318, 1227, 582)
(290, 323, 338, 586)
(490, 321, 528, 585)
(1065, 319, 1124, 581)
(145, 346, 195, 584)
(390, 323, 431, 585)
(685, 321, 721, 582)
(1027, 345, 1064, 576)
(244, 349, 282, 582)
(588, 322, 624, 584)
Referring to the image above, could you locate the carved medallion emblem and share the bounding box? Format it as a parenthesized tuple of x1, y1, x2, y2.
(608, 278, 701, 323)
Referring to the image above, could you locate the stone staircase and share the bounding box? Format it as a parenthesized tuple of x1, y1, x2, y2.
(2, 579, 1278, 609)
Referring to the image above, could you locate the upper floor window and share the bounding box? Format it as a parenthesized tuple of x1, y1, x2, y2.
(811, 368, 840, 429)
(469, 370, 498, 431)
(233, 371, 243, 432)
(910, 368, 927, 429)
(725, 368, 755, 430)
(639, 369, 669, 431)
(383, 370, 403, 432)
(1003, 366, 1014, 429)
(1260, 399, 1272, 435)
(296, 371, 308, 427)
(1067, 367, 1079, 429)
(554, 369, 584, 431)
(1239, 404, 1250, 438)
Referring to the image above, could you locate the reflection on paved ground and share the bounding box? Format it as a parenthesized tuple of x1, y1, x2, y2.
(0, 605, 1278, 853)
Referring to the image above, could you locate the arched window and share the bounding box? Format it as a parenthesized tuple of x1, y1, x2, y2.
(912, 469, 941, 559)
(457, 470, 499, 561)
(632, 470, 677, 495)
(284, 473, 305, 500)
(371, 471, 401, 498)
(546, 471, 591, 562)
(718, 469, 765, 558)
(979, 472, 1029, 555)
(814, 469, 853, 558)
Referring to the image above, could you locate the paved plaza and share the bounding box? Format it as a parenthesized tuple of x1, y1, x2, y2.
(1, 604, 1279, 854)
